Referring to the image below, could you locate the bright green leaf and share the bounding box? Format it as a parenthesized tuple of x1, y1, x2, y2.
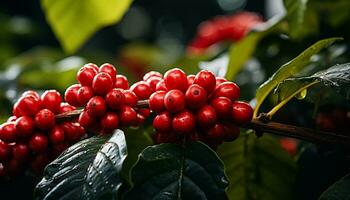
(125, 142, 229, 199)
(34, 130, 127, 200)
(41, 0, 133, 53)
(254, 37, 342, 117)
(319, 173, 350, 200)
(217, 133, 297, 200)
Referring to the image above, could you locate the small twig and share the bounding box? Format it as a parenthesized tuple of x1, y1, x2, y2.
(55, 100, 350, 145)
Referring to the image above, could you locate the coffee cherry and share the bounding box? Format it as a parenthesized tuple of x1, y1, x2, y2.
(164, 68, 188, 92)
(52, 143, 69, 157)
(14, 96, 41, 117)
(149, 91, 166, 113)
(41, 90, 62, 113)
(100, 112, 119, 130)
(92, 72, 113, 95)
(197, 105, 217, 128)
(123, 90, 138, 107)
(155, 80, 168, 91)
(31, 153, 50, 174)
(29, 134, 48, 153)
(0, 122, 17, 143)
(64, 84, 81, 107)
(77, 86, 94, 105)
(15, 116, 34, 138)
(22, 90, 40, 100)
(211, 97, 232, 118)
(106, 88, 125, 110)
(136, 114, 145, 125)
(99, 63, 117, 83)
(172, 110, 196, 133)
(49, 126, 65, 144)
(138, 108, 151, 118)
(143, 71, 163, 81)
(83, 63, 99, 73)
(185, 84, 207, 110)
(215, 77, 227, 86)
(86, 96, 107, 117)
(207, 124, 225, 141)
(119, 106, 137, 126)
(115, 75, 129, 89)
(153, 112, 172, 132)
(34, 109, 55, 130)
(0, 141, 11, 162)
(78, 111, 94, 128)
(187, 74, 195, 86)
(164, 89, 185, 113)
(194, 70, 216, 94)
(61, 122, 85, 142)
(223, 124, 240, 142)
(130, 81, 152, 100)
(146, 76, 162, 92)
(231, 101, 253, 125)
(77, 66, 97, 86)
(58, 103, 76, 113)
(211, 82, 240, 101)
(12, 143, 30, 161)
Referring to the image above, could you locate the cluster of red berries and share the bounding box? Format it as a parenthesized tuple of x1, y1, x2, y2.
(0, 90, 84, 177)
(65, 63, 149, 134)
(148, 68, 253, 149)
(188, 12, 263, 54)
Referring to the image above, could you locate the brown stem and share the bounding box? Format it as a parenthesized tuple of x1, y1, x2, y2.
(55, 100, 350, 145)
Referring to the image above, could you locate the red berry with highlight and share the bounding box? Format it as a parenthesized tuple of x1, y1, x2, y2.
(149, 91, 166, 113)
(92, 72, 113, 95)
(115, 75, 129, 89)
(146, 76, 162, 92)
(78, 111, 94, 128)
(212, 82, 240, 101)
(0, 141, 11, 162)
(187, 74, 195, 86)
(223, 124, 240, 141)
(143, 71, 163, 81)
(77, 86, 94, 105)
(59, 103, 76, 113)
(101, 112, 119, 130)
(153, 112, 172, 132)
(77, 66, 97, 86)
(64, 84, 81, 107)
(215, 77, 227, 86)
(41, 90, 62, 113)
(172, 110, 196, 133)
(164, 89, 185, 113)
(130, 81, 152, 100)
(194, 70, 216, 94)
(106, 88, 125, 110)
(99, 63, 117, 83)
(185, 84, 207, 110)
(12, 143, 30, 160)
(61, 122, 85, 142)
(14, 96, 41, 117)
(119, 106, 137, 126)
(231, 101, 253, 125)
(0, 122, 17, 143)
(83, 63, 99, 72)
(15, 116, 34, 138)
(164, 68, 188, 92)
(123, 90, 138, 107)
(49, 126, 65, 144)
(86, 96, 107, 117)
(35, 109, 55, 130)
(211, 97, 232, 118)
(197, 105, 217, 128)
(155, 80, 168, 91)
(29, 134, 48, 153)
(22, 90, 40, 100)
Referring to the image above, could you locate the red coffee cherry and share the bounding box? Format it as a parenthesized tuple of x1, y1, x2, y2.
(115, 75, 129, 89)
(143, 71, 163, 81)
(187, 74, 195, 86)
(231, 101, 253, 125)
(119, 106, 137, 126)
(211, 97, 232, 118)
(197, 105, 217, 128)
(77, 66, 97, 86)
(136, 114, 145, 125)
(22, 90, 40, 100)
(223, 123, 240, 142)
(15, 116, 34, 138)
(138, 108, 151, 118)
(92, 72, 113, 95)
(100, 112, 119, 130)
(123, 90, 138, 107)
(0, 141, 11, 162)
(164, 89, 185, 113)
(83, 63, 99, 73)
(31, 153, 50, 174)
(153, 112, 172, 132)
(29, 133, 48, 153)
(0, 122, 17, 143)
(194, 70, 216, 94)
(14, 96, 41, 117)
(64, 84, 81, 107)
(149, 91, 166, 113)
(172, 110, 196, 133)
(106, 88, 125, 110)
(58, 103, 76, 113)
(12, 143, 30, 161)
(86, 96, 107, 118)
(155, 80, 168, 91)
(211, 82, 240, 101)
(52, 143, 69, 157)
(130, 81, 152, 100)
(61, 122, 85, 142)
(49, 126, 65, 144)
(41, 90, 62, 113)
(164, 68, 188, 92)
(77, 86, 94, 105)
(207, 124, 225, 141)
(185, 84, 207, 110)
(146, 76, 162, 92)
(99, 63, 117, 83)
(34, 109, 55, 130)
(215, 77, 227, 87)
(78, 111, 94, 128)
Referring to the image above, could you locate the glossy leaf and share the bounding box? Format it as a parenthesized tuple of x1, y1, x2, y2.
(125, 142, 229, 200)
(254, 37, 342, 117)
(41, 0, 132, 53)
(34, 130, 127, 200)
(217, 133, 297, 200)
(319, 173, 350, 200)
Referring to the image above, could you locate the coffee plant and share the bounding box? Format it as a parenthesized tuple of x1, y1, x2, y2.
(1, 0, 350, 200)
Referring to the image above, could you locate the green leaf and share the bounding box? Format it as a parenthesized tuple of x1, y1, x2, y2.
(319, 173, 350, 200)
(41, 0, 133, 53)
(217, 133, 297, 200)
(34, 130, 127, 200)
(125, 142, 229, 200)
(284, 0, 309, 39)
(254, 37, 342, 117)
(225, 16, 283, 81)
